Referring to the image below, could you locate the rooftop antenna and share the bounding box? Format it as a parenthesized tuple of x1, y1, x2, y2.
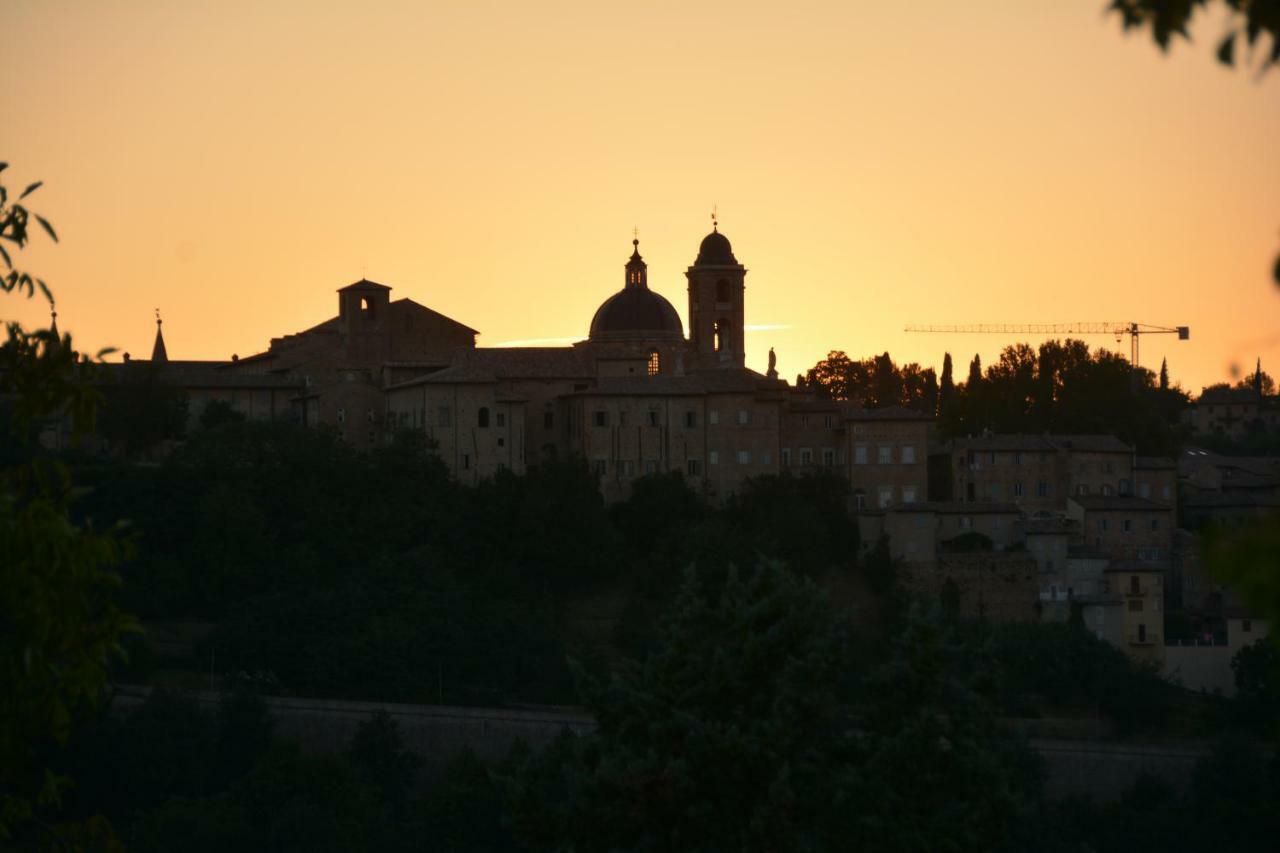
(711, 204, 718, 232)
(155, 308, 161, 327)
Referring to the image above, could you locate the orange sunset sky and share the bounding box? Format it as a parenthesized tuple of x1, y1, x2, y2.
(4, 0, 1278, 393)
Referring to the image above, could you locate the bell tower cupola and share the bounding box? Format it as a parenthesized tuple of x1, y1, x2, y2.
(686, 218, 746, 369)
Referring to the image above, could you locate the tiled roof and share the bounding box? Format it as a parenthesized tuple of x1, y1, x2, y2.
(1048, 435, 1133, 454)
(845, 405, 931, 422)
(1135, 456, 1176, 470)
(950, 434, 1054, 452)
(101, 361, 301, 389)
(888, 501, 1022, 515)
(1182, 492, 1280, 509)
(1070, 495, 1171, 511)
(1196, 386, 1261, 404)
(585, 368, 778, 397)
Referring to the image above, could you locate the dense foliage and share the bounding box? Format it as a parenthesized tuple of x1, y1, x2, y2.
(803, 340, 1190, 454)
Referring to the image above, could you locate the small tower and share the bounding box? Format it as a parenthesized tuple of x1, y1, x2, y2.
(686, 219, 746, 369)
(151, 309, 168, 362)
(338, 279, 393, 363)
(48, 308, 61, 353)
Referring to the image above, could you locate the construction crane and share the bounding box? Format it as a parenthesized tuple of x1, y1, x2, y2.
(902, 322, 1189, 369)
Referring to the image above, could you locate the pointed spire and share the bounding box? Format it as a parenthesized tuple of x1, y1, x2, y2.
(47, 307, 61, 353)
(151, 309, 168, 362)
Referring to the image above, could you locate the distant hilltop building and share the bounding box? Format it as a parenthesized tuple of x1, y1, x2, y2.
(107, 226, 930, 503)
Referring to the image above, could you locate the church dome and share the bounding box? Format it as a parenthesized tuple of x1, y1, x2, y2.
(589, 287, 683, 339)
(694, 228, 738, 266)
(589, 238, 685, 341)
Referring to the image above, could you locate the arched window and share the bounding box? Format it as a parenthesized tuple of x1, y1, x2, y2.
(647, 350, 661, 376)
(360, 296, 375, 319)
(713, 320, 728, 353)
(478, 406, 490, 428)
(715, 279, 731, 303)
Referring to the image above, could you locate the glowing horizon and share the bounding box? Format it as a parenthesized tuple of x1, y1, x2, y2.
(4, 0, 1278, 392)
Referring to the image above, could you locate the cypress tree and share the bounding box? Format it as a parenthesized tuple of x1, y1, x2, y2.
(1159, 357, 1169, 391)
(939, 352, 954, 416)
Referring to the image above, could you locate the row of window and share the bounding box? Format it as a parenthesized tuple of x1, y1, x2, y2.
(590, 409, 756, 428)
(1095, 518, 1162, 533)
(851, 485, 920, 509)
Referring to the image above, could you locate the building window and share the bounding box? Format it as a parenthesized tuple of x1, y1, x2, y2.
(1137, 547, 1161, 561)
(437, 406, 452, 427)
(879, 487, 893, 508)
(337, 407, 346, 424)
(1100, 519, 1109, 532)
(496, 411, 506, 428)
(1102, 484, 1113, 496)
(877, 446, 892, 464)
(823, 414, 834, 428)
(647, 410, 660, 427)
(1129, 599, 1143, 612)
(853, 490, 867, 510)
(1122, 519, 1132, 533)
(709, 410, 720, 425)
(990, 484, 1002, 499)
(1139, 483, 1151, 498)
(643, 460, 658, 475)
(1013, 481, 1024, 498)
(737, 409, 751, 425)
(1014, 452, 1023, 465)
(684, 411, 698, 428)
(781, 448, 792, 467)
(737, 450, 751, 465)
(497, 437, 505, 447)
(647, 350, 661, 376)
(903, 485, 918, 504)
(1037, 481, 1049, 497)
(960, 516, 973, 529)
(822, 448, 835, 466)
(1243, 619, 1252, 633)
(902, 446, 916, 464)
(593, 410, 608, 428)
(593, 459, 608, 476)
(461, 453, 471, 470)
(1077, 485, 1088, 496)
(799, 448, 813, 465)
(762, 451, 772, 465)
(1162, 485, 1172, 500)
(855, 445, 868, 465)
(687, 459, 702, 476)
(800, 415, 810, 427)
(1119, 478, 1130, 495)
(1150, 518, 1159, 531)
(477, 407, 490, 428)
(619, 411, 629, 427)
(544, 411, 554, 429)
(709, 450, 720, 465)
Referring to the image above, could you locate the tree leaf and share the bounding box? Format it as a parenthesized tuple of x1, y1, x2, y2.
(19, 181, 43, 199)
(0, 244, 10, 270)
(1217, 33, 1236, 66)
(34, 215, 58, 243)
(37, 278, 53, 303)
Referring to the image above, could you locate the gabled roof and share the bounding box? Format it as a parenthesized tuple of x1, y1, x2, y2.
(337, 278, 392, 292)
(393, 298, 480, 336)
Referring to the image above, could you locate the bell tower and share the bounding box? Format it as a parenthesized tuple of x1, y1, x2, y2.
(686, 221, 746, 370)
(338, 279, 393, 363)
